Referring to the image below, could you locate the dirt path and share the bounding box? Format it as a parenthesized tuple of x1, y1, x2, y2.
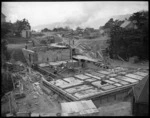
(7, 44, 27, 64)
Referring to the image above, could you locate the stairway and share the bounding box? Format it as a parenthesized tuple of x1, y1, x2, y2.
(12, 49, 27, 64)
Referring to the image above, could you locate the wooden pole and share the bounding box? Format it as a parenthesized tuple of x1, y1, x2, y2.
(8, 93, 12, 114)
(11, 74, 15, 91)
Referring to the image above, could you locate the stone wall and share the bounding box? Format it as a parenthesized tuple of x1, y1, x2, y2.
(37, 49, 70, 63)
(92, 88, 132, 108)
(22, 48, 38, 65)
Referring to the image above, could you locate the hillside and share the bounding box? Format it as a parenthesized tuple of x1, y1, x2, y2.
(32, 14, 132, 31)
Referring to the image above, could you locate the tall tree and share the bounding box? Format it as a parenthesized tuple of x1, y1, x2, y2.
(41, 28, 51, 32)
(14, 18, 31, 36)
(1, 22, 14, 38)
(107, 11, 149, 60)
(103, 18, 114, 29)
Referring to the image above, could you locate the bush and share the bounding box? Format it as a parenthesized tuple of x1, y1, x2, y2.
(40, 40, 47, 45)
(1, 72, 13, 97)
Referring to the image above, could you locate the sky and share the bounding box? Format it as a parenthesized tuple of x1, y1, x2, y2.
(2, 1, 148, 30)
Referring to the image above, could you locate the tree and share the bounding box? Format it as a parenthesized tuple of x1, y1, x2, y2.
(1, 23, 11, 62)
(1, 22, 14, 38)
(129, 11, 148, 29)
(64, 26, 71, 31)
(41, 28, 51, 32)
(1, 39, 10, 62)
(76, 26, 83, 31)
(1, 23, 11, 69)
(1, 71, 13, 97)
(103, 18, 114, 29)
(107, 11, 149, 60)
(13, 18, 31, 36)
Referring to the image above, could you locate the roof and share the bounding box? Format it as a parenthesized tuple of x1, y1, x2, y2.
(50, 43, 67, 48)
(61, 100, 99, 116)
(120, 21, 131, 28)
(38, 60, 78, 67)
(133, 75, 149, 104)
(49, 61, 67, 66)
(73, 55, 98, 62)
(22, 48, 35, 53)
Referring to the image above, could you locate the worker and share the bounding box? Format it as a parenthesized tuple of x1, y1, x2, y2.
(47, 58, 49, 63)
(101, 77, 107, 85)
(54, 67, 57, 74)
(25, 43, 27, 49)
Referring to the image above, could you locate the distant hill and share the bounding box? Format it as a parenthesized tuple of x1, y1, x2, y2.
(32, 14, 132, 31)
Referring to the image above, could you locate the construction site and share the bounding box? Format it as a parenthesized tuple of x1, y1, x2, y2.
(1, 31, 149, 116)
(1, 2, 149, 116)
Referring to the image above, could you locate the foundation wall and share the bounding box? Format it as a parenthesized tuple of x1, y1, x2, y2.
(91, 88, 132, 108)
(37, 49, 70, 63)
(22, 48, 38, 66)
(41, 77, 133, 107)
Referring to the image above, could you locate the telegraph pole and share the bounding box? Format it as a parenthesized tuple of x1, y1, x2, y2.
(71, 31, 74, 69)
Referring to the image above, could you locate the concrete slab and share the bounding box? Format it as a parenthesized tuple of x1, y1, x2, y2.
(84, 73, 101, 80)
(39, 63, 49, 67)
(118, 80, 129, 85)
(125, 74, 144, 80)
(74, 74, 91, 80)
(109, 78, 120, 83)
(103, 80, 115, 84)
(64, 85, 93, 94)
(133, 71, 148, 77)
(59, 81, 83, 89)
(118, 76, 139, 83)
(85, 78, 97, 82)
(90, 72, 105, 78)
(63, 77, 83, 83)
(94, 74, 105, 78)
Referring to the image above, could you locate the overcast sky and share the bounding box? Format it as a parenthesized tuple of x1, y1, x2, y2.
(2, 1, 148, 30)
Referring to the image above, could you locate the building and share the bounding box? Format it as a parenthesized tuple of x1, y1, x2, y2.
(1, 13, 6, 23)
(120, 20, 138, 29)
(22, 43, 70, 66)
(21, 30, 31, 38)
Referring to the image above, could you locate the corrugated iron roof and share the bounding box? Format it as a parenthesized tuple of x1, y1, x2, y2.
(120, 21, 131, 28)
(61, 100, 98, 115)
